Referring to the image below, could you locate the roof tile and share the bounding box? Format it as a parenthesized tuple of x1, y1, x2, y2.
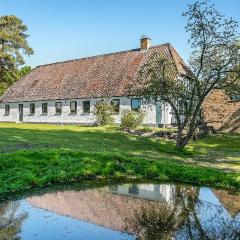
(0, 43, 188, 103)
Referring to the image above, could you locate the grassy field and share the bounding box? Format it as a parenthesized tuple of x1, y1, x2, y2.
(0, 123, 239, 197)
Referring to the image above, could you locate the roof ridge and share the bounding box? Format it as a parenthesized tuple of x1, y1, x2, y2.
(35, 43, 168, 68)
(35, 48, 139, 68)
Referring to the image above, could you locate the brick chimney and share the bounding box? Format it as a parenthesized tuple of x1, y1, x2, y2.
(140, 36, 151, 50)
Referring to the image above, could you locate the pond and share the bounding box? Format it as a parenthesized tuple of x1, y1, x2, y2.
(0, 183, 239, 240)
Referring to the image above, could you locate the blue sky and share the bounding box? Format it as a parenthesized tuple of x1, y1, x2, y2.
(1, 0, 239, 67)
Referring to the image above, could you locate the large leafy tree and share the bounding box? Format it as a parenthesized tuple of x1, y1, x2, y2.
(136, 0, 240, 150)
(0, 15, 33, 95)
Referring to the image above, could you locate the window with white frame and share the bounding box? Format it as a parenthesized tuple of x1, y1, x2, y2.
(70, 101, 77, 114)
(30, 103, 35, 115)
(131, 98, 141, 111)
(5, 104, 10, 115)
(42, 103, 48, 115)
(83, 100, 90, 113)
(55, 102, 62, 115)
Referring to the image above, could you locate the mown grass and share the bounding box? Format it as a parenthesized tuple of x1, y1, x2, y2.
(0, 123, 239, 197)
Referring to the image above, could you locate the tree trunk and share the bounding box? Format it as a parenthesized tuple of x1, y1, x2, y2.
(176, 125, 196, 151)
(176, 134, 192, 151)
(176, 129, 186, 151)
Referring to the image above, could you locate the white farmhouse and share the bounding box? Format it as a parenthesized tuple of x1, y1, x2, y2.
(0, 38, 188, 126)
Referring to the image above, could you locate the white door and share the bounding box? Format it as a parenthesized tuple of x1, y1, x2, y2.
(156, 102, 169, 127)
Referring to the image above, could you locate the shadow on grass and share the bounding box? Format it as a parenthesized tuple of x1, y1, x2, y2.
(0, 127, 182, 157)
(188, 133, 240, 153)
(0, 125, 239, 197)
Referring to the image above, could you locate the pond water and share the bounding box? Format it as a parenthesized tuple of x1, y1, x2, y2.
(0, 183, 240, 240)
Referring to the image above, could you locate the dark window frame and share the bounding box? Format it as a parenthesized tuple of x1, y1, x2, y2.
(111, 99, 120, 114)
(70, 101, 77, 114)
(83, 100, 90, 114)
(29, 103, 35, 115)
(131, 98, 141, 111)
(4, 104, 10, 116)
(55, 102, 62, 115)
(42, 103, 48, 115)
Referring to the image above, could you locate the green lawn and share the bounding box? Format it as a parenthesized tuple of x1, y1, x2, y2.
(0, 123, 239, 197)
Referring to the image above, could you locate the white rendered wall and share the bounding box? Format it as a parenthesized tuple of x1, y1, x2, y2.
(0, 97, 172, 126)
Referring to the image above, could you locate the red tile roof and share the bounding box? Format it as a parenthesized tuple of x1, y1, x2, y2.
(0, 43, 188, 103)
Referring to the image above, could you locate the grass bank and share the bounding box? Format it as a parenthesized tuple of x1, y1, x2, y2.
(0, 123, 239, 197)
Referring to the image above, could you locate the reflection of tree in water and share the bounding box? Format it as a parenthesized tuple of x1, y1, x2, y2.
(179, 200, 240, 240)
(134, 202, 178, 240)
(132, 186, 198, 240)
(0, 201, 27, 240)
(133, 186, 240, 240)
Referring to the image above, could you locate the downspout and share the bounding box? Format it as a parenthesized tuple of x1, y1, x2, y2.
(163, 102, 166, 128)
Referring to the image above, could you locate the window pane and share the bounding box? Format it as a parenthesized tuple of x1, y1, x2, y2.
(42, 103, 48, 114)
(30, 103, 35, 115)
(131, 98, 141, 111)
(83, 101, 90, 113)
(70, 101, 77, 114)
(5, 104, 10, 115)
(55, 102, 62, 114)
(229, 94, 240, 101)
(178, 100, 184, 115)
(111, 99, 120, 113)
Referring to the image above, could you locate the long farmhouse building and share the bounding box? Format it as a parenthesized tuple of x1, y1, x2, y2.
(0, 38, 187, 126)
(0, 38, 239, 131)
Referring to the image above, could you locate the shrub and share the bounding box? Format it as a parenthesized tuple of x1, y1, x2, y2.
(93, 100, 114, 126)
(120, 110, 145, 129)
(139, 126, 154, 132)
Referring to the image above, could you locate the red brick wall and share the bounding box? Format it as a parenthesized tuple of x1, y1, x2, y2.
(202, 89, 240, 132)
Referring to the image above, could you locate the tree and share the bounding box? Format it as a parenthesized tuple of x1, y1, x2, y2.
(93, 100, 114, 126)
(136, 0, 240, 150)
(0, 65, 32, 95)
(0, 15, 33, 95)
(224, 64, 240, 101)
(18, 65, 32, 78)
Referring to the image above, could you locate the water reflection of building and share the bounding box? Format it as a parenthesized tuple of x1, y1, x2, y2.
(26, 184, 240, 237)
(28, 188, 146, 234)
(27, 184, 192, 234)
(107, 184, 177, 204)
